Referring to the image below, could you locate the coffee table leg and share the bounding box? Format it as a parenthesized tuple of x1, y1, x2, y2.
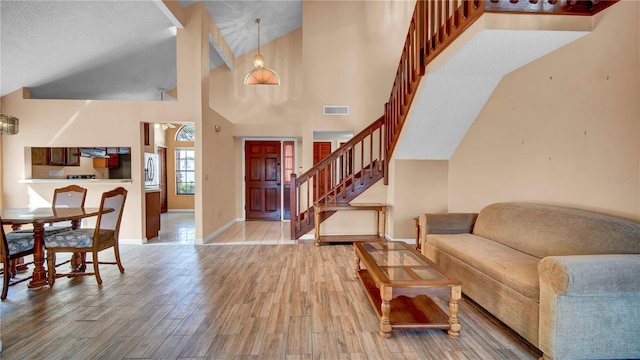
(448, 285, 462, 338)
(354, 252, 361, 278)
(379, 286, 392, 338)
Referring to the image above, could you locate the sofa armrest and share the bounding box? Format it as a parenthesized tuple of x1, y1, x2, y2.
(538, 255, 640, 360)
(538, 255, 640, 295)
(418, 213, 478, 242)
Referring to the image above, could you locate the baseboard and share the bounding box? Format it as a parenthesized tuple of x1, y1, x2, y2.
(297, 233, 413, 244)
(384, 236, 414, 245)
(202, 218, 242, 244)
(167, 209, 195, 213)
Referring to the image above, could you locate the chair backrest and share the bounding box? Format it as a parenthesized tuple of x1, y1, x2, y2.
(0, 216, 8, 258)
(96, 187, 128, 234)
(52, 185, 87, 208)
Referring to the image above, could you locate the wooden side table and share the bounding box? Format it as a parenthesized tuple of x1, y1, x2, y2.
(314, 203, 387, 245)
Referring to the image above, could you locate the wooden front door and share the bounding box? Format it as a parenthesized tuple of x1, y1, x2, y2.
(245, 141, 282, 220)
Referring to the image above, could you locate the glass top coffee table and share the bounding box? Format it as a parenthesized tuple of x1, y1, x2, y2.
(354, 241, 462, 338)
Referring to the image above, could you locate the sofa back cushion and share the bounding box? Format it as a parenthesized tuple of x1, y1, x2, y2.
(472, 202, 640, 258)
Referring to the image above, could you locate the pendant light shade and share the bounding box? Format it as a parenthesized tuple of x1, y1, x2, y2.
(244, 18, 280, 85)
(0, 113, 19, 135)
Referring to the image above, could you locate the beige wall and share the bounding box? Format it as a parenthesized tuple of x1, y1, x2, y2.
(449, 1, 640, 221)
(302, 0, 415, 169)
(0, 3, 237, 242)
(208, 0, 415, 234)
(0, 91, 148, 241)
(387, 159, 449, 239)
(211, 29, 304, 129)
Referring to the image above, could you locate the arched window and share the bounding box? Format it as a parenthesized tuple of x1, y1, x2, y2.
(175, 124, 194, 141)
(175, 124, 195, 195)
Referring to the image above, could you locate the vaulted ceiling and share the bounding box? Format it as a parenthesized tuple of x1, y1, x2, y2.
(0, 1, 302, 101)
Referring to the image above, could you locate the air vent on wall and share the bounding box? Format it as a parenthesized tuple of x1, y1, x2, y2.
(323, 105, 349, 116)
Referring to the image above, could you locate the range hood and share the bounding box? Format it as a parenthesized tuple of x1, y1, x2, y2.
(79, 148, 109, 158)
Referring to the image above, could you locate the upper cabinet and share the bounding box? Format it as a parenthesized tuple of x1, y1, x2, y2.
(31, 147, 49, 166)
(66, 147, 80, 166)
(31, 147, 80, 166)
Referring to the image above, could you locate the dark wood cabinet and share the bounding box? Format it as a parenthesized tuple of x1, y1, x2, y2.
(65, 147, 80, 166)
(48, 148, 65, 165)
(31, 147, 80, 166)
(145, 190, 161, 240)
(31, 147, 49, 165)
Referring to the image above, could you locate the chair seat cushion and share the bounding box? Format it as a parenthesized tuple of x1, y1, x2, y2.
(5, 232, 36, 255)
(45, 229, 115, 248)
(12, 225, 73, 236)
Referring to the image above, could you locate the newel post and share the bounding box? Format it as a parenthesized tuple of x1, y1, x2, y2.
(290, 173, 298, 240)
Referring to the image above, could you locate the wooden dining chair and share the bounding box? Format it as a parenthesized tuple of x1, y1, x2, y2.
(13, 184, 88, 235)
(1, 219, 36, 300)
(44, 187, 127, 286)
(10, 185, 88, 273)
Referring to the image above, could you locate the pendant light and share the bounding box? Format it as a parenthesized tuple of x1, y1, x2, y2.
(244, 18, 280, 85)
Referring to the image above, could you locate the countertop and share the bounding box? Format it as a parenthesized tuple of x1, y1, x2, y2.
(20, 179, 132, 184)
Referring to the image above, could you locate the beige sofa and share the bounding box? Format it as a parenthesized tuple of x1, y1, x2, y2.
(419, 202, 640, 360)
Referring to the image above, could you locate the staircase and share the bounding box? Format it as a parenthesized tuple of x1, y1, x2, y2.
(290, 0, 617, 240)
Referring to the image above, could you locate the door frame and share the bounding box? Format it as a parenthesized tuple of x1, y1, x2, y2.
(242, 137, 298, 221)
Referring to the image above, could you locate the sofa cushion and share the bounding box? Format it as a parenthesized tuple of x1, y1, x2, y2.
(472, 202, 640, 259)
(427, 233, 540, 300)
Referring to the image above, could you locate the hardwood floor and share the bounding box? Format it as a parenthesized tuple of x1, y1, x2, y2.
(0, 222, 541, 359)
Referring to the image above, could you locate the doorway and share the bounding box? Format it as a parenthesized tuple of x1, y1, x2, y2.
(245, 141, 282, 220)
(158, 146, 168, 213)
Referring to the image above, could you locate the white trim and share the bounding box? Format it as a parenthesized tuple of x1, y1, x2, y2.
(382, 236, 414, 245)
(299, 233, 315, 240)
(152, 1, 184, 29)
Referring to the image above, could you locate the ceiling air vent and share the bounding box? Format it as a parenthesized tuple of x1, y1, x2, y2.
(323, 105, 349, 116)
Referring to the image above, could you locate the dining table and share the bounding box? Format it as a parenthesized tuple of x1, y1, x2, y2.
(1, 207, 106, 289)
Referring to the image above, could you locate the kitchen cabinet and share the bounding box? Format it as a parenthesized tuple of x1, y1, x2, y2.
(65, 147, 80, 166)
(145, 190, 161, 240)
(31, 147, 80, 166)
(31, 147, 49, 165)
(93, 155, 119, 168)
(49, 148, 65, 165)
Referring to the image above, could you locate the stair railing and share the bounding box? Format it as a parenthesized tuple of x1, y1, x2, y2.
(384, 0, 485, 183)
(290, 116, 385, 239)
(290, 0, 618, 238)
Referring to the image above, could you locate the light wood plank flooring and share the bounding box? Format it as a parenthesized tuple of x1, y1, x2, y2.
(0, 223, 541, 359)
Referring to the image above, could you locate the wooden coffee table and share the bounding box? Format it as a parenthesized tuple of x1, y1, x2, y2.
(354, 241, 462, 338)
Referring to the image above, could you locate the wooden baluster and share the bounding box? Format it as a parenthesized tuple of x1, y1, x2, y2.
(379, 121, 383, 172)
(306, 176, 310, 225)
(445, 0, 451, 37)
(369, 129, 374, 178)
(438, 0, 444, 44)
(325, 165, 330, 204)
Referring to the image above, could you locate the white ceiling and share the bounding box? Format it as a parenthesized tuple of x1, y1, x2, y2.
(0, 0, 302, 101)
